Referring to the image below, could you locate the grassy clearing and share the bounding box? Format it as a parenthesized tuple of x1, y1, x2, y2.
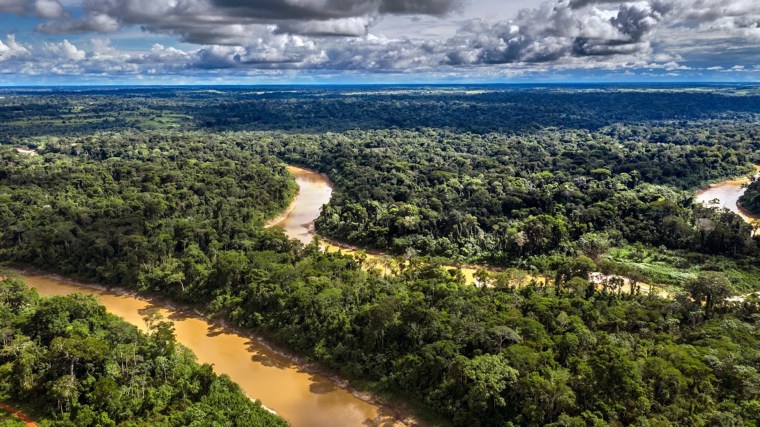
(604, 245, 760, 293)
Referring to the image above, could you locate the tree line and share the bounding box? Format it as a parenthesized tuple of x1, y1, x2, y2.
(739, 178, 760, 216)
(4, 85, 760, 138)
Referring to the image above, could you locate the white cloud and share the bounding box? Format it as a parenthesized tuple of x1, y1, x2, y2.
(0, 35, 30, 61)
(1, 0, 760, 80)
(45, 39, 85, 60)
(33, 0, 64, 18)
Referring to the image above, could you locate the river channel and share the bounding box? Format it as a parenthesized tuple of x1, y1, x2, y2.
(17, 164, 760, 427)
(695, 165, 760, 225)
(270, 166, 486, 284)
(273, 164, 760, 294)
(21, 271, 404, 427)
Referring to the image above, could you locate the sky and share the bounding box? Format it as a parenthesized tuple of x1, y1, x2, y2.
(0, 0, 759, 84)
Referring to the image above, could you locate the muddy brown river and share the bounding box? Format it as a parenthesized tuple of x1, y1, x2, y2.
(695, 165, 760, 225)
(19, 165, 407, 427)
(23, 163, 755, 427)
(22, 272, 403, 427)
(274, 165, 760, 295)
(270, 166, 334, 245)
(271, 166, 487, 284)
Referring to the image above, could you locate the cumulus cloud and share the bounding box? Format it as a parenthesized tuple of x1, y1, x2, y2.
(2, 0, 760, 80)
(443, 1, 668, 65)
(44, 39, 85, 61)
(275, 17, 372, 37)
(32, 0, 63, 19)
(22, 0, 760, 68)
(0, 0, 64, 18)
(40, 13, 120, 33)
(0, 34, 29, 61)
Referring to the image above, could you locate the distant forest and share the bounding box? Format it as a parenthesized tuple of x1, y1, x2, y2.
(4, 85, 760, 136)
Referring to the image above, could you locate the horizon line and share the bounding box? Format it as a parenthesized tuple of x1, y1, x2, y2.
(1, 81, 759, 88)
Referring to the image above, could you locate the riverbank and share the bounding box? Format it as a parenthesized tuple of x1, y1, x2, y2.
(268, 165, 333, 246)
(278, 162, 760, 301)
(313, 228, 672, 297)
(0, 402, 37, 427)
(276, 165, 677, 293)
(694, 164, 760, 190)
(314, 226, 553, 286)
(270, 166, 526, 285)
(8, 268, 419, 427)
(695, 164, 760, 223)
(736, 165, 760, 222)
(265, 190, 300, 229)
(737, 204, 760, 224)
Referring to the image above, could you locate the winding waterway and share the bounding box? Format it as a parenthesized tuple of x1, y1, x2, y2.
(695, 165, 760, 225)
(270, 166, 334, 246)
(18, 164, 406, 427)
(270, 166, 488, 284)
(15, 163, 759, 427)
(21, 272, 405, 427)
(274, 165, 760, 295)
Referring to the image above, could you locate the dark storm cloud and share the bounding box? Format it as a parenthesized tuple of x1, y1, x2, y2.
(612, 3, 662, 41)
(379, 0, 463, 16)
(567, 0, 620, 9)
(444, 1, 667, 66)
(0, 0, 25, 14)
(205, 0, 463, 18)
(37, 0, 464, 39)
(208, 0, 370, 20)
(572, 38, 646, 56)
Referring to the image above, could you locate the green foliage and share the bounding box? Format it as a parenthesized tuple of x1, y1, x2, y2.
(2, 88, 760, 426)
(686, 272, 733, 317)
(262, 127, 758, 264)
(739, 177, 760, 216)
(4, 86, 760, 136)
(0, 133, 297, 291)
(0, 277, 286, 427)
(0, 409, 26, 427)
(2, 132, 758, 424)
(604, 245, 760, 292)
